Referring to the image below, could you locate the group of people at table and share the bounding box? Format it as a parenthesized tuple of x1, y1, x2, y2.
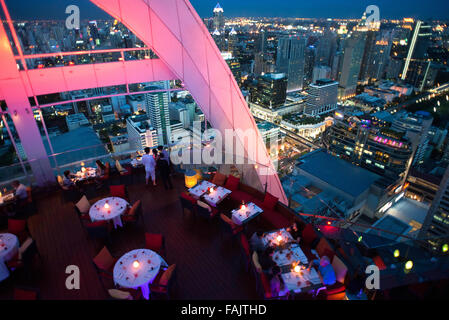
(250, 223, 336, 298)
(186, 177, 336, 298)
(61, 145, 173, 191)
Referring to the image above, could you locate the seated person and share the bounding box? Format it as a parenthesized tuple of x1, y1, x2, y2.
(258, 247, 276, 274)
(250, 231, 265, 252)
(95, 160, 106, 177)
(286, 222, 302, 243)
(63, 170, 76, 188)
(308, 256, 336, 286)
(269, 266, 286, 297)
(11, 180, 28, 200)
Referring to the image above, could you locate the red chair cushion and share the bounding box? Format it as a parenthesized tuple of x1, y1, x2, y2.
(145, 233, 163, 252)
(224, 175, 240, 192)
(14, 288, 37, 300)
(110, 185, 126, 198)
(261, 208, 290, 229)
(263, 192, 278, 210)
(87, 221, 107, 228)
(8, 219, 27, 235)
(230, 190, 256, 203)
(211, 172, 227, 186)
(181, 192, 197, 204)
(240, 234, 251, 257)
(302, 224, 318, 246)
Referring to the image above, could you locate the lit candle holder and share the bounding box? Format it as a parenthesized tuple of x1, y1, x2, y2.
(132, 260, 140, 269)
(294, 265, 301, 273)
(104, 203, 110, 209)
(81, 167, 86, 173)
(276, 235, 283, 243)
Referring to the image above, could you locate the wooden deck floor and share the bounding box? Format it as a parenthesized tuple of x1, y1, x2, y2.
(0, 173, 259, 300)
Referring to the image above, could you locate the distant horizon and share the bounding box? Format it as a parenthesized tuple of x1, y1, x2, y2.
(4, 0, 449, 21)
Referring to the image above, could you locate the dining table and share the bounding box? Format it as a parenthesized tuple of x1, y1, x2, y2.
(188, 180, 216, 199)
(231, 202, 263, 225)
(113, 248, 168, 300)
(89, 197, 129, 229)
(202, 186, 231, 207)
(0, 233, 19, 282)
(73, 167, 97, 182)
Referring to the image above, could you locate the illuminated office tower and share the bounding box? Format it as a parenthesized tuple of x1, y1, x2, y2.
(276, 36, 306, 92)
(337, 31, 367, 99)
(212, 3, 225, 32)
(250, 73, 287, 109)
(145, 82, 171, 146)
(401, 21, 432, 90)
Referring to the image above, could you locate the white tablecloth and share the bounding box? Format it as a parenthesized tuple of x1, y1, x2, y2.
(202, 186, 231, 207)
(0, 233, 19, 282)
(272, 244, 309, 266)
(89, 197, 128, 229)
(231, 202, 263, 225)
(113, 249, 162, 300)
(74, 167, 97, 181)
(281, 267, 322, 293)
(188, 181, 215, 199)
(262, 228, 294, 248)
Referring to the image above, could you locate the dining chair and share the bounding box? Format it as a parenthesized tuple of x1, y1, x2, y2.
(109, 184, 128, 200)
(195, 200, 219, 221)
(150, 264, 177, 300)
(144, 233, 166, 257)
(92, 246, 116, 289)
(179, 192, 196, 217)
(122, 200, 142, 227)
(7, 218, 29, 243)
(219, 214, 243, 240)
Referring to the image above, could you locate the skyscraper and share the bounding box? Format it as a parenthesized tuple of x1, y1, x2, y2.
(315, 30, 337, 67)
(401, 21, 432, 90)
(250, 73, 287, 109)
(276, 36, 306, 92)
(212, 3, 225, 32)
(304, 79, 338, 116)
(337, 31, 367, 99)
(145, 82, 171, 146)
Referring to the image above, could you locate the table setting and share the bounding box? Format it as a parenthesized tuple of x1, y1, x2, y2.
(0, 233, 19, 282)
(231, 202, 263, 225)
(188, 180, 216, 199)
(89, 197, 129, 228)
(202, 185, 231, 207)
(113, 249, 165, 300)
(262, 228, 295, 248)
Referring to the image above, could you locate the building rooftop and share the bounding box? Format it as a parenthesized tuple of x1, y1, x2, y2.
(296, 150, 382, 198)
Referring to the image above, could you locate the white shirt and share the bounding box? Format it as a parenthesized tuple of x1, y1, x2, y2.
(141, 154, 156, 171)
(15, 184, 28, 200)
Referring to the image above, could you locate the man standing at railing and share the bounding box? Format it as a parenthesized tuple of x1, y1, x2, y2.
(142, 147, 156, 187)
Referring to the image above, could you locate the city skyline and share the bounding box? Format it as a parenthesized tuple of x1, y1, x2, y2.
(5, 0, 449, 20)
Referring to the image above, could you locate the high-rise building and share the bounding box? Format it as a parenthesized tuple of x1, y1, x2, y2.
(249, 73, 287, 109)
(401, 21, 432, 90)
(304, 79, 338, 116)
(304, 45, 316, 85)
(212, 3, 225, 32)
(312, 65, 332, 83)
(323, 114, 413, 185)
(254, 29, 267, 54)
(315, 30, 337, 67)
(419, 164, 449, 249)
(338, 31, 367, 99)
(276, 36, 305, 92)
(366, 32, 392, 82)
(145, 82, 171, 146)
(391, 111, 433, 166)
(126, 114, 158, 150)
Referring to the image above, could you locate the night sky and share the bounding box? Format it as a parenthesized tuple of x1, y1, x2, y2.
(4, 0, 449, 21)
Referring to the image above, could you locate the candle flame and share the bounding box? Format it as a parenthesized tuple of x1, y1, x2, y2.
(133, 260, 140, 268)
(294, 265, 300, 273)
(104, 203, 110, 209)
